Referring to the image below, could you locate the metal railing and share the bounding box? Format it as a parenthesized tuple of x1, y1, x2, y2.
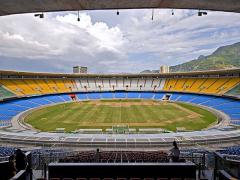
(214, 152, 240, 179)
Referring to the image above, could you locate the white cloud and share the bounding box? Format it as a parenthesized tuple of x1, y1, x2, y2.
(117, 9, 240, 67)
(0, 10, 240, 73)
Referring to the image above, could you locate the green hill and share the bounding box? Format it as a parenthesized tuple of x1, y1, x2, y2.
(170, 42, 240, 72)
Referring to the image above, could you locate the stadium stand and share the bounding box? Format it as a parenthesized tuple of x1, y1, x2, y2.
(0, 85, 15, 99)
(183, 78, 197, 91)
(88, 92, 101, 99)
(23, 79, 41, 93)
(163, 78, 240, 95)
(0, 91, 240, 128)
(218, 78, 240, 94)
(0, 70, 239, 180)
(0, 79, 25, 96)
(64, 79, 78, 92)
(127, 92, 140, 98)
(45, 79, 60, 93)
(174, 78, 188, 91)
(141, 78, 151, 90)
(1, 146, 240, 180)
(34, 79, 52, 94)
(0, 147, 15, 157)
(0, 76, 239, 97)
(217, 146, 240, 155)
(115, 91, 127, 98)
(59, 151, 169, 163)
(53, 79, 69, 92)
(199, 78, 218, 93)
(101, 92, 114, 99)
(13, 79, 38, 95)
(140, 92, 154, 99)
(225, 83, 240, 97)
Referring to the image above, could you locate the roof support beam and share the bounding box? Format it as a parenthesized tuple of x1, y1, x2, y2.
(0, 0, 240, 16)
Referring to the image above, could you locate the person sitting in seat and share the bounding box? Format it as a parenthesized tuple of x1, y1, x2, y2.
(15, 149, 27, 172)
(169, 141, 180, 162)
(8, 155, 17, 178)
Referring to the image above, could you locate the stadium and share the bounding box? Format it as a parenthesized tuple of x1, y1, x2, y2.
(0, 0, 240, 180)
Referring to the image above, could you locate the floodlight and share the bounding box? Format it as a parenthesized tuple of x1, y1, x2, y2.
(34, 13, 44, 18)
(77, 10, 80, 21)
(198, 10, 207, 16)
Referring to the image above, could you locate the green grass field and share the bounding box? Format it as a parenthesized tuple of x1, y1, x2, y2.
(24, 99, 217, 132)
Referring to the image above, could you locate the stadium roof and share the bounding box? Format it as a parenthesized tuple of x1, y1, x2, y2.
(0, 0, 240, 16)
(0, 68, 239, 78)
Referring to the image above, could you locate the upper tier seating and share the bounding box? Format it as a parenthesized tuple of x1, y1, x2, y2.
(0, 77, 239, 97)
(0, 85, 15, 99)
(225, 83, 240, 98)
(163, 78, 240, 95)
(0, 79, 26, 96)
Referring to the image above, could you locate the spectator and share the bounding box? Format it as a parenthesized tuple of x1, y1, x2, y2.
(8, 155, 17, 178)
(169, 141, 180, 162)
(95, 148, 100, 162)
(15, 149, 27, 172)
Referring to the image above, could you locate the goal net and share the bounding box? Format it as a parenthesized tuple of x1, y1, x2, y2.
(112, 124, 129, 134)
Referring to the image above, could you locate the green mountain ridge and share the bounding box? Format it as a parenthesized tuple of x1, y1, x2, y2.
(170, 42, 240, 72)
(140, 42, 240, 73)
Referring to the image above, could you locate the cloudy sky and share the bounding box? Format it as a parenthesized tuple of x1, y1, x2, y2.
(0, 9, 240, 73)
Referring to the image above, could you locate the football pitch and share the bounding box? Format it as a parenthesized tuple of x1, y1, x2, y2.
(24, 99, 217, 132)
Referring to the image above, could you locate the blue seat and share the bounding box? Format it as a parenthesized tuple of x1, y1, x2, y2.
(0, 109, 17, 116)
(189, 96, 215, 104)
(213, 101, 240, 109)
(101, 92, 114, 99)
(0, 115, 12, 120)
(0, 103, 28, 111)
(115, 92, 126, 98)
(59, 94, 72, 101)
(153, 93, 165, 100)
(88, 93, 101, 99)
(221, 108, 240, 114)
(44, 95, 65, 103)
(229, 114, 240, 120)
(177, 94, 197, 102)
(28, 96, 53, 105)
(127, 92, 140, 98)
(169, 93, 181, 101)
(12, 99, 39, 108)
(77, 93, 88, 100)
(140, 92, 154, 99)
(230, 121, 240, 125)
(201, 98, 232, 107)
(0, 91, 239, 125)
(217, 145, 240, 155)
(0, 147, 15, 157)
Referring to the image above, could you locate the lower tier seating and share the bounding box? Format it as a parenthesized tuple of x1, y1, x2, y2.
(0, 92, 239, 127)
(217, 145, 240, 155)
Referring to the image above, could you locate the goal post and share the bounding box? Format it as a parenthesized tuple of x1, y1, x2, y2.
(112, 124, 129, 134)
